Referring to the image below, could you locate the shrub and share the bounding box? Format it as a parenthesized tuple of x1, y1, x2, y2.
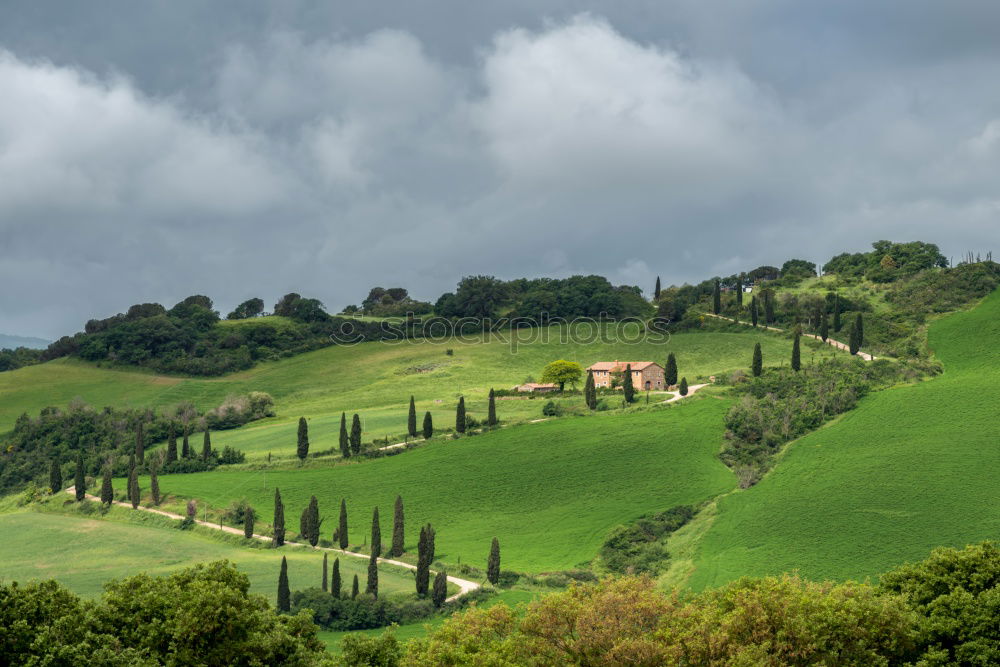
(600, 505, 694, 574)
(290, 588, 435, 631)
(541, 401, 563, 417)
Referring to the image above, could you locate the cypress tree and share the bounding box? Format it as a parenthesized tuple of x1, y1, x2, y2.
(331, 558, 342, 598)
(135, 421, 145, 464)
(487, 537, 501, 586)
(391, 495, 405, 557)
(150, 460, 160, 505)
(622, 364, 635, 403)
(202, 429, 212, 461)
(584, 371, 596, 410)
(350, 414, 362, 455)
(351, 574, 359, 599)
(370, 506, 382, 558)
(366, 551, 378, 597)
(654, 276, 661, 301)
(850, 314, 864, 355)
(487, 389, 497, 427)
(299, 506, 309, 543)
(74, 454, 85, 501)
(307, 495, 320, 546)
(296, 417, 309, 461)
(100, 466, 113, 504)
(166, 422, 178, 463)
(128, 465, 139, 509)
(455, 397, 466, 434)
(49, 459, 62, 494)
(422, 411, 433, 439)
(752, 343, 763, 378)
(427, 524, 436, 564)
(792, 329, 802, 371)
(339, 413, 350, 458)
(679, 377, 689, 396)
(432, 570, 448, 608)
(181, 425, 190, 459)
(244, 505, 255, 539)
(273, 488, 285, 547)
(833, 294, 842, 332)
(338, 499, 349, 549)
(408, 396, 418, 437)
(820, 314, 829, 342)
(277, 556, 290, 612)
(416, 524, 431, 596)
(764, 290, 775, 323)
(322, 553, 328, 592)
(665, 353, 678, 387)
(751, 296, 759, 327)
(713, 280, 721, 314)
(736, 276, 743, 307)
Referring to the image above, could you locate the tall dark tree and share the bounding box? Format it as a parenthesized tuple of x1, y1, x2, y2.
(273, 488, 285, 547)
(181, 425, 190, 459)
(791, 329, 802, 371)
(487, 389, 497, 427)
(74, 454, 85, 501)
(455, 397, 466, 434)
(751, 296, 759, 328)
(339, 413, 350, 458)
(306, 495, 321, 547)
(202, 429, 212, 461)
(679, 377, 689, 396)
(622, 364, 635, 403)
(654, 276, 661, 301)
(134, 420, 145, 464)
(712, 280, 721, 314)
(850, 314, 864, 355)
(366, 551, 379, 598)
(100, 466, 113, 504)
(128, 465, 140, 509)
(764, 290, 776, 323)
(665, 353, 678, 387)
(391, 495, 405, 557)
(331, 558, 342, 598)
(820, 314, 829, 342)
(244, 505, 255, 539)
(736, 276, 744, 307)
(49, 459, 62, 494)
(350, 414, 362, 455)
(487, 537, 501, 586)
(166, 422, 178, 463)
(416, 524, 431, 596)
(584, 371, 597, 410)
(300, 506, 310, 543)
(296, 417, 309, 461)
(322, 553, 328, 592)
(407, 396, 418, 437)
(432, 570, 448, 608)
(426, 523, 436, 564)
(351, 574, 359, 599)
(149, 460, 160, 505)
(422, 411, 433, 439)
(752, 343, 763, 378)
(338, 499, 349, 549)
(277, 556, 290, 612)
(370, 506, 382, 558)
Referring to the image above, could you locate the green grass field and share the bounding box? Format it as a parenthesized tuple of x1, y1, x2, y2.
(0, 326, 804, 462)
(688, 288, 1000, 588)
(152, 398, 736, 573)
(0, 508, 415, 601)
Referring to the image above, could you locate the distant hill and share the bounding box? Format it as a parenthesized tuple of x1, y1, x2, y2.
(0, 333, 50, 350)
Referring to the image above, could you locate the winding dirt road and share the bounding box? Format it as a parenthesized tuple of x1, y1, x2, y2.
(700, 311, 876, 361)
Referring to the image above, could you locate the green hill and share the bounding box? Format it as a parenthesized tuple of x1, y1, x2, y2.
(688, 288, 1000, 588)
(151, 398, 737, 573)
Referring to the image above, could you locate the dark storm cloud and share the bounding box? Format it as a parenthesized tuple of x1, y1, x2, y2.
(1, 1, 998, 338)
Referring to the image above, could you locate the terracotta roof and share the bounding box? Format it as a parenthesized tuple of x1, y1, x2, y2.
(586, 361, 660, 372)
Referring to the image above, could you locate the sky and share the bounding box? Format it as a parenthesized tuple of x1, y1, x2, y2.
(2, 1, 999, 339)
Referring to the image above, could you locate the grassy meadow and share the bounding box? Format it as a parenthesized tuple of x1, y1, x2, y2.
(151, 398, 737, 573)
(688, 288, 1000, 588)
(0, 325, 806, 461)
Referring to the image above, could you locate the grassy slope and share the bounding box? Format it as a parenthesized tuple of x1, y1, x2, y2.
(689, 289, 1000, 588)
(0, 327, 802, 460)
(0, 509, 414, 600)
(153, 398, 736, 572)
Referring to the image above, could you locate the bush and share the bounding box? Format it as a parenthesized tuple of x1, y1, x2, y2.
(218, 446, 246, 465)
(340, 629, 403, 667)
(290, 589, 435, 631)
(600, 505, 694, 574)
(541, 401, 563, 417)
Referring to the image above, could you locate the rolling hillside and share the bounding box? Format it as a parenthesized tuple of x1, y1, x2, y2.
(152, 398, 737, 573)
(0, 326, 810, 460)
(688, 288, 1000, 588)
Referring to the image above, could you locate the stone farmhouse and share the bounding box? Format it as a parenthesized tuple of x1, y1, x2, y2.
(514, 382, 559, 393)
(586, 361, 666, 391)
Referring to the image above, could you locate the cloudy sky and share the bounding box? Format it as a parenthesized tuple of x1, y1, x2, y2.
(2, 1, 999, 338)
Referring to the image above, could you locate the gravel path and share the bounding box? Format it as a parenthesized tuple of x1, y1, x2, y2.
(700, 311, 876, 361)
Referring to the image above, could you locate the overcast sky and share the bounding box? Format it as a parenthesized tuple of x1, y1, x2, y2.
(2, 1, 999, 338)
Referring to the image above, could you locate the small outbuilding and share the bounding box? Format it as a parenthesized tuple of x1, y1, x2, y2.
(514, 382, 559, 393)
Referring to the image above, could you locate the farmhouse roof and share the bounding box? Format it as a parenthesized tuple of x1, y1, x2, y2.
(519, 382, 558, 389)
(586, 360, 660, 372)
